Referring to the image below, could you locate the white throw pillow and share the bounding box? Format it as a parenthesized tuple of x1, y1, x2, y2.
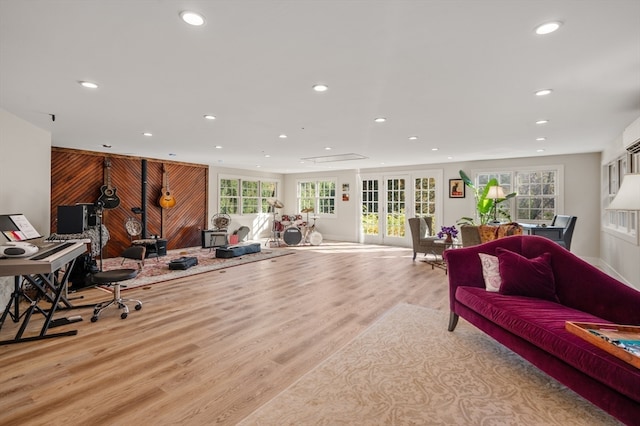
(478, 253, 501, 292)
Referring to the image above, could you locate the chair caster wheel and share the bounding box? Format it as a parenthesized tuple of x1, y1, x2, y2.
(121, 312, 128, 319)
(135, 304, 142, 311)
(91, 316, 98, 322)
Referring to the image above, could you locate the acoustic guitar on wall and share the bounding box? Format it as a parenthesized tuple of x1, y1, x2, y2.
(159, 166, 176, 209)
(98, 158, 121, 209)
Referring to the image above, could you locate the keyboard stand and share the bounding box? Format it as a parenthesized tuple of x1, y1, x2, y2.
(0, 243, 89, 345)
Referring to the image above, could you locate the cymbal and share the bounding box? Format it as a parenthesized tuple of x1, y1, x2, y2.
(267, 199, 284, 208)
(301, 207, 314, 213)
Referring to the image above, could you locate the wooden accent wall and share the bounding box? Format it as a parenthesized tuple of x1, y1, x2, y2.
(51, 148, 208, 258)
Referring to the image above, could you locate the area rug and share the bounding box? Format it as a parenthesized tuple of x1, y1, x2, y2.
(100, 245, 293, 290)
(239, 304, 619, 425)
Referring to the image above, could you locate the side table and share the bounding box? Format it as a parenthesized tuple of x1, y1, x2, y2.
(422, 239, 463, 274)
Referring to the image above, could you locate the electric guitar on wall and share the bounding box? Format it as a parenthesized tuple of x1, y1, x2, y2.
(98, 158, 121, 209)
(159, 165, 176, 209)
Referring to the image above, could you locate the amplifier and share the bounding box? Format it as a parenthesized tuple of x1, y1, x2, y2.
(57, 205, 97, 234)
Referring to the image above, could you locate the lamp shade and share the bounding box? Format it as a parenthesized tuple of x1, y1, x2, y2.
(486, 185, 506, 200)
(607, 173, 640, 210)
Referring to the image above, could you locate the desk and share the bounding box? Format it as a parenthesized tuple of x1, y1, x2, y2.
(0, 242, 88, 345)
(520, 224, 564, 240)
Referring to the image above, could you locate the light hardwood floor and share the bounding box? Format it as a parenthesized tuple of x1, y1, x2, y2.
(0, 242, 450, 425)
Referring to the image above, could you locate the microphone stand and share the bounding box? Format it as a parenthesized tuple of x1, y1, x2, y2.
(95, 201, 104, 272)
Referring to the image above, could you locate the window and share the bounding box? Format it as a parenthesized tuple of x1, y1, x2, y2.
(414, 177, 436, 228)
(242, 180, 259, 214)
(297, 179, 336, 215)
(220, 178, 239, 214)
(474, 167, 562, 223)
(219, 176, 278, 215)
(516, 170, 557, 221)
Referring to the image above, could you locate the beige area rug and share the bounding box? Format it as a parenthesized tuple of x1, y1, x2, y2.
(100, 245, 293, 290)
(239, 304, 619, 426)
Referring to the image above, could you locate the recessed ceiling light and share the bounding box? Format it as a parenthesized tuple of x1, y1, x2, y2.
(180, 11, 205, 26)
(536, 119, 549, 125)
(374, 117, 386, 123)
(215, 145, 223, 149)
(203, 115, 216, 120)
(279, 134, 287, 139)
(536, 149, 545, 153)
(312, 84, 328, 92)
(325, 147, 332, 150)
(447, 156, 453, 160)
(535, 21, 562, 35)
(264, 154, 271, 158)
(431, 148, 439, 151)
(79, 81, 98, 89)
(536, 137, 546, 141)
(535, 89, 553, 96)
(143, 132, 152, 137)
(408, 136, 418, 140)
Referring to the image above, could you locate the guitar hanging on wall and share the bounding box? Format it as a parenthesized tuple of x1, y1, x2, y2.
(159, 165, 176, 209)
(98, 158, 121, 209)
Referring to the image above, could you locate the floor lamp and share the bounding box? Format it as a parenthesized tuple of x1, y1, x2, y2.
(486, 185, 506, 224)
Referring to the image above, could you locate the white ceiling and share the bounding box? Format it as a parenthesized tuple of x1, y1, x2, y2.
(1, 0, 639, 174)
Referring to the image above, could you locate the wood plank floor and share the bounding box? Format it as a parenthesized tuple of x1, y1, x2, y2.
(0, 242, 450, 425)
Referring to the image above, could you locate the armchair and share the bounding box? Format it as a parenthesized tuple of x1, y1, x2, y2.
(551, 214, 577, 250)
(521, 215, 577, 250)
(408, 217, 444, 261)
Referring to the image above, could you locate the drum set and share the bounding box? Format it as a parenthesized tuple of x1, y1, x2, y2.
(268, 200, 322, 246)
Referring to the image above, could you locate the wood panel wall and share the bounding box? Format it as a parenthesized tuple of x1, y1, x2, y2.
(51, 148, 208, 258)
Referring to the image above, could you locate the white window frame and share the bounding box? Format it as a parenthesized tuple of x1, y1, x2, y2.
(218, 174, 280, 216)
(472, 165, 564, 224)
(297, 178, 337, 217)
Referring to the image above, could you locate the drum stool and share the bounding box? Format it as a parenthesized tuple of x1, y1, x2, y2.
(90, 269, 142, 321)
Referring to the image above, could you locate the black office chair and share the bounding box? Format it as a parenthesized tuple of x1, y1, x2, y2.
(121, 245, 146, 269)
(90, 269, 142, 321)
(551, 215, 577, 250)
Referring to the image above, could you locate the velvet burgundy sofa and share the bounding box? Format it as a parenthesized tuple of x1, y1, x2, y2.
(444, 235, 640, 424)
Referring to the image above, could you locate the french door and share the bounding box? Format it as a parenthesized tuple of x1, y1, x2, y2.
(361, 175, 410, 245)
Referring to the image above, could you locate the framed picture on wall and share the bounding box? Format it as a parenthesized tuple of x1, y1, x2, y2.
(449, 179, 465, 198)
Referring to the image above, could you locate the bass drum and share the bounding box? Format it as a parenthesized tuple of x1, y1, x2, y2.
(308, 231, 323, 246)
(283, 227, 302, 246)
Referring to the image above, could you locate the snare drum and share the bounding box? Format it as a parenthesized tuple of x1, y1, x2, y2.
(283, 227, 302, 245)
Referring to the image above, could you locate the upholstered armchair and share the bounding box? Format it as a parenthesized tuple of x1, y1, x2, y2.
(460, 223, 523, 247)
(551, 215, 577, 250)
(460, 225, 482, 247)
(408, 217, 444, 261)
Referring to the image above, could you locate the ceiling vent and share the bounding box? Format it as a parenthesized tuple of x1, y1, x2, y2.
(623, 117, 640, 153)
(627, 139, 640, 154)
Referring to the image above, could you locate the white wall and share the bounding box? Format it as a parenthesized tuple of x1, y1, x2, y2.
(0, 109, 52, 304)
(1, 105, 636, 309)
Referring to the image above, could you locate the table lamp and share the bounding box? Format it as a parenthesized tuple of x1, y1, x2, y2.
(606, 173, 640, 210)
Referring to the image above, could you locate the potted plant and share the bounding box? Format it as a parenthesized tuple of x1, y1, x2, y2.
(456, 170, 516, 225)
